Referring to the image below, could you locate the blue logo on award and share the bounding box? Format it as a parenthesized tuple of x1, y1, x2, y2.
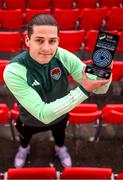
(92, 49, 112, 68)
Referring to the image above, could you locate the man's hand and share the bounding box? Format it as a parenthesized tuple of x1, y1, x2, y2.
(81, 67, 111, 93)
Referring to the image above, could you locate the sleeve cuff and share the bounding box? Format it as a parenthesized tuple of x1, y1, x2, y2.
(79, 85, 92, 97)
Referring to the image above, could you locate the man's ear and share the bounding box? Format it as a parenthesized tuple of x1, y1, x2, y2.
(25, 35, 30, 48)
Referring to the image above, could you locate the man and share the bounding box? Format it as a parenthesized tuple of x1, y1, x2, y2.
(4, 14, 112, 168)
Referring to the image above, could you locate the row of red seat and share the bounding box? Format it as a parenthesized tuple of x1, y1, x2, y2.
(0, 166, 123, 179)
(0, 7, 123, 30)
(0, 0, 123, 10)
(0, 100, 123, 141)
(1, 30, 123, 54)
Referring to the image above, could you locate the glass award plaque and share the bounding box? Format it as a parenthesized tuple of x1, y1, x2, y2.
(85, 31, 119, 79)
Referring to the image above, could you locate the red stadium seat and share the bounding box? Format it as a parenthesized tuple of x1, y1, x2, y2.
(76, 0, 98, 9)
(0, 103, 16, 140)
(61, 167, 113, 179)
(53, 9, 79, 30)
(96, 104, 123, 141)
(0, 60, 9, 82)
(3, 0, 26, 11)
(117, 31, 123, 53)
(106, 7, 123, 30)
(99, 0, 122, 8)
(7, 167, 57, 179)
(112, 61, 123, 81)
(0, 104, 9, 124)
(28, 0, 51, 9)
(2, 9, 23, 30)
(59, 30, 85, 52)
(102, 104, 123, 124)
(68, 103, 102, 141)
(0, 32, 21, 52)
(52, 0, 75, 9)
(9, 103, 19, 122)
(116, 171, 123, 179)
(0, 0, 3, 9)
(84, 30, 98, 59)
(79, 7, 108, 30)
(25, 8, 51, 24)
(69, 104, 102, 124)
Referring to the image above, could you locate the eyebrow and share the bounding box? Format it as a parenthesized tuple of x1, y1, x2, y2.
(35, 37, 58, 39)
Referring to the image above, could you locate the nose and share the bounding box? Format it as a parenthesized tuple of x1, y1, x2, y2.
(42, 41, 50, 52)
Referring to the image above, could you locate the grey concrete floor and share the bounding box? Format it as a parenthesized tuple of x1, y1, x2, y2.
(1, 123, 123, 174)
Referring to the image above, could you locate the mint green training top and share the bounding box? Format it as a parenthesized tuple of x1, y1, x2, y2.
(4, 47, 111, 127)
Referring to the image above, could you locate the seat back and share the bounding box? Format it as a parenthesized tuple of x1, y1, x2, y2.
(2, 9, 23, 30)
(61, 167, 113, 179)
(79, 7, 107, 30)
(106, 7, 123, 30)
(69, 104, 102, 124)
(102, 104, 123, 124)
(117, 31, 123, 52)
(84, 30, 98, 52)
(59, 30, 85, 52)
(25, 8, 51, 24)
(53, 9, 79, 30)
(4, 0, 26, 11)
(7, 167, 57, 179)
(99, 0, 122, 8)
(77, 0, 98, 9)
(28, 0, 51, 9)
(0, 32, 21, 52)
(52, 0, 74, 9)
(112, 61, 123, 81)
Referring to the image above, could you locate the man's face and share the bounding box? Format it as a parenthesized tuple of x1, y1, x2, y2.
(25, 25, 59, 64)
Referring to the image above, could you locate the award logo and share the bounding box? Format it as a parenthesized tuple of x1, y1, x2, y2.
(85, 31, 119, 79)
